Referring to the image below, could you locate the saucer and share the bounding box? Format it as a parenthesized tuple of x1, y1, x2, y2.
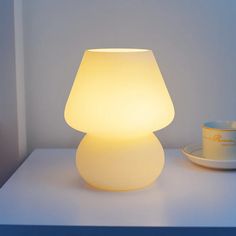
(181, 143, 236, 170)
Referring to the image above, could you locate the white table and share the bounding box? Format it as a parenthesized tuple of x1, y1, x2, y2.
(0, 149, 236, 227)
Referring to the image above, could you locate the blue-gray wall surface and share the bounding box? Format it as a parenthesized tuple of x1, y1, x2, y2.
(0, 0, 19, 186)
(22, 0, 236, 152)
(1, 0, 236, 186)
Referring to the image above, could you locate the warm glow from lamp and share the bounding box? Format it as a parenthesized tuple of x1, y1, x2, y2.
(65, 48, 174, 191)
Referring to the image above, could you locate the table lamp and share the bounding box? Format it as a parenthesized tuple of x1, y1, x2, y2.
(65, 48, 174, 191)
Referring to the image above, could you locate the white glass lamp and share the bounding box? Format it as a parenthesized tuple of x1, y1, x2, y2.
(65, 48, 174, 191)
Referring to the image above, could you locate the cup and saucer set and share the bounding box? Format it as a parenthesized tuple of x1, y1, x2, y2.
(182, 121, 236, 170)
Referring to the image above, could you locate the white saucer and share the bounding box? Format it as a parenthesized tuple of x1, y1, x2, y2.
(181, 143, 236, 170)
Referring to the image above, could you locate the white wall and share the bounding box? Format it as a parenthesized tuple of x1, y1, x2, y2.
(14, 0, 27, 161)
(22, 0, 236, 152)
(0, 0, 27, 186)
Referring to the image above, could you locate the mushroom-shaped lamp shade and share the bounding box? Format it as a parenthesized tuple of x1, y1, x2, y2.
(65, 49, 174, 191)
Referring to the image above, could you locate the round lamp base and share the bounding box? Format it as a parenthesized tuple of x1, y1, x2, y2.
(76, 133, 164, 191)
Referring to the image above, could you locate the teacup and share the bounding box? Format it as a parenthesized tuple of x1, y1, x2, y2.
(202, 121, 236, 160)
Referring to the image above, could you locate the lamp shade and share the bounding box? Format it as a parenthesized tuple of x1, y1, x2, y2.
(65, 48, 174, 138)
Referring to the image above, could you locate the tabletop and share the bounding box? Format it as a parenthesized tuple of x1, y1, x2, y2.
(0, 148, 236, 226)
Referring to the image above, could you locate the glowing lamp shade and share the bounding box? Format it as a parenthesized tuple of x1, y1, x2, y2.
(65, 49, 174, 191)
